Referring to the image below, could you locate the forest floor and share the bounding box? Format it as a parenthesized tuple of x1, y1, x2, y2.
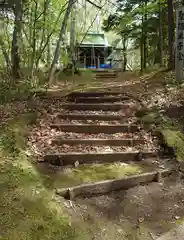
(1, 69, 184, 240)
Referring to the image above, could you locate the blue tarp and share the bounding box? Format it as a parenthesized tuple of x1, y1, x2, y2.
(100, 64, 111, 68)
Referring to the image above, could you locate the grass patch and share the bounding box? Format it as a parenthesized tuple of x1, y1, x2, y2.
(135, 106, 162, 127)
(137, 104, 184, 162)
(136, 105, 184, 161)
(154, 116, 184, 161)
(0, 114, 89, 240)
(38, 163, 144, 189)
(0, 80, 43, 103)
(159, 128, 184, 161)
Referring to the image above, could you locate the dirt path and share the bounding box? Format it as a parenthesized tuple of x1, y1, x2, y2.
(156, 222, 184, 240)
(71, 177, 184, 240)
(2, 70, 184, 239)
(25, 71, 184, 239)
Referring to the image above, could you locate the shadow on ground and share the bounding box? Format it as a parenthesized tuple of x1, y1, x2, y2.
(74, 177, 184, 239)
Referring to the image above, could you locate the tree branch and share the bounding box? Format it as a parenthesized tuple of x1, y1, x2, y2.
(86, 0, 101, 9)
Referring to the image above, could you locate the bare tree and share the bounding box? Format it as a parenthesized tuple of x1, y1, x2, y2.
(48, 0, 75, 85)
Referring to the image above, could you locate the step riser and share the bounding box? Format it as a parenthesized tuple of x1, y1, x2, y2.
(56, 169, 172, 199)
(68, 97, 130, 103)
(50, 124, 139, 133)
(52, 139, 145, 146)
(92, 70, 118, 73)
(57, 114, 125, 121)
(95, 74, 117, 76)
(62, 104, 131, 111)
(68, 92, 123, 98)
(44, 152, 157, 166)
(95, 75, 117, 78)
(95, 72, 117, 75)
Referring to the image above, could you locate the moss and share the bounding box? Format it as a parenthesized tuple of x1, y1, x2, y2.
(135, 106, 163, 128)
(141, 113, 157, 124)
(160, 128, 184, 161)
(135, 105, 184, 162)
(39, 163, 144, 189)
(0, 115, 89, 240)
(135, 107, 150, 118)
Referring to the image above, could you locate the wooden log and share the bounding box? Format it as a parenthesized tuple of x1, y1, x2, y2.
(56, 169, 172, 199)
(62, 103, 132, 111)
(68, 96, 130, 103)
(50, 124, 139, 133)
(56, 114, 127, 121)
(43, 151, 158, 166)
(68, 92, 124, 98)
(52, 138, 145, 146)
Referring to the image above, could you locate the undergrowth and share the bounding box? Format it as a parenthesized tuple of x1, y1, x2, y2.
(136, 106, 184, 162)
(0, 113, 89, 240)
(0, 79, 48, 103)
(157, 120, 184, 162)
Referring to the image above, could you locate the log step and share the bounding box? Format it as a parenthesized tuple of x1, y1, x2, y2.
(68, 96, 130, 103)
(52, 138, 145, 146)
(57, 114, 126, 121)
(50, 124, 139, 133)
(56, 169, 172, 199)
(68, 92, 124, 98)
(62, 103, 131, 111)
(43, 151, 158, 166)
(95, 74, 117, 79)
(96, 73, 117, 76)
(92, 69, 118, 73)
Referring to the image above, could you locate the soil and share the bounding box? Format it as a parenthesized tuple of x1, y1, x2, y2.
(61, 176, 184, 240)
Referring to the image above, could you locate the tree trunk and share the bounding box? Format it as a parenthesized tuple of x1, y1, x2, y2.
(36, 0, 51, 69)
(31, 1, 38, 76)
(48, 0, 75, 85)
(70, 2, 77, 75)
(140, 10, 144, 72)
(167, 0, 174, 69)
(0, 37, 11, 69)
(122, 34, 127, 72)
(159, 0, 164, 67)
(11, 2, 23, 80)
(143, 0, 147, 69)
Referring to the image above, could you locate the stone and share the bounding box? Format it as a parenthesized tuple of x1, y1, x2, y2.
(74, 160, 79, 168)
(68, 188, 75, 200)
(156, 171, 162, 183)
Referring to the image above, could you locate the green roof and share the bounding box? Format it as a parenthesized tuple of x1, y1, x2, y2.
(79, 33, 110, 46)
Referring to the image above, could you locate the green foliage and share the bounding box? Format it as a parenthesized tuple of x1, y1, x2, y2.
(163, 72, 183, 88)
(160, 128, 184, 161)
(136, 105, 184, 161)
(0, 78, 48, 103)
(135, 107, 150, 118)
(135, 106, 162, 125)
(141, 113, 157, 124)
(0, 81, 30, 103)
(0, 115, 89, 240)
(103, 0, 168, 69)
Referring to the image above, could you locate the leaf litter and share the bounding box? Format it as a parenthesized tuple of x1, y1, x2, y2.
(26, 97, 159, 157)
